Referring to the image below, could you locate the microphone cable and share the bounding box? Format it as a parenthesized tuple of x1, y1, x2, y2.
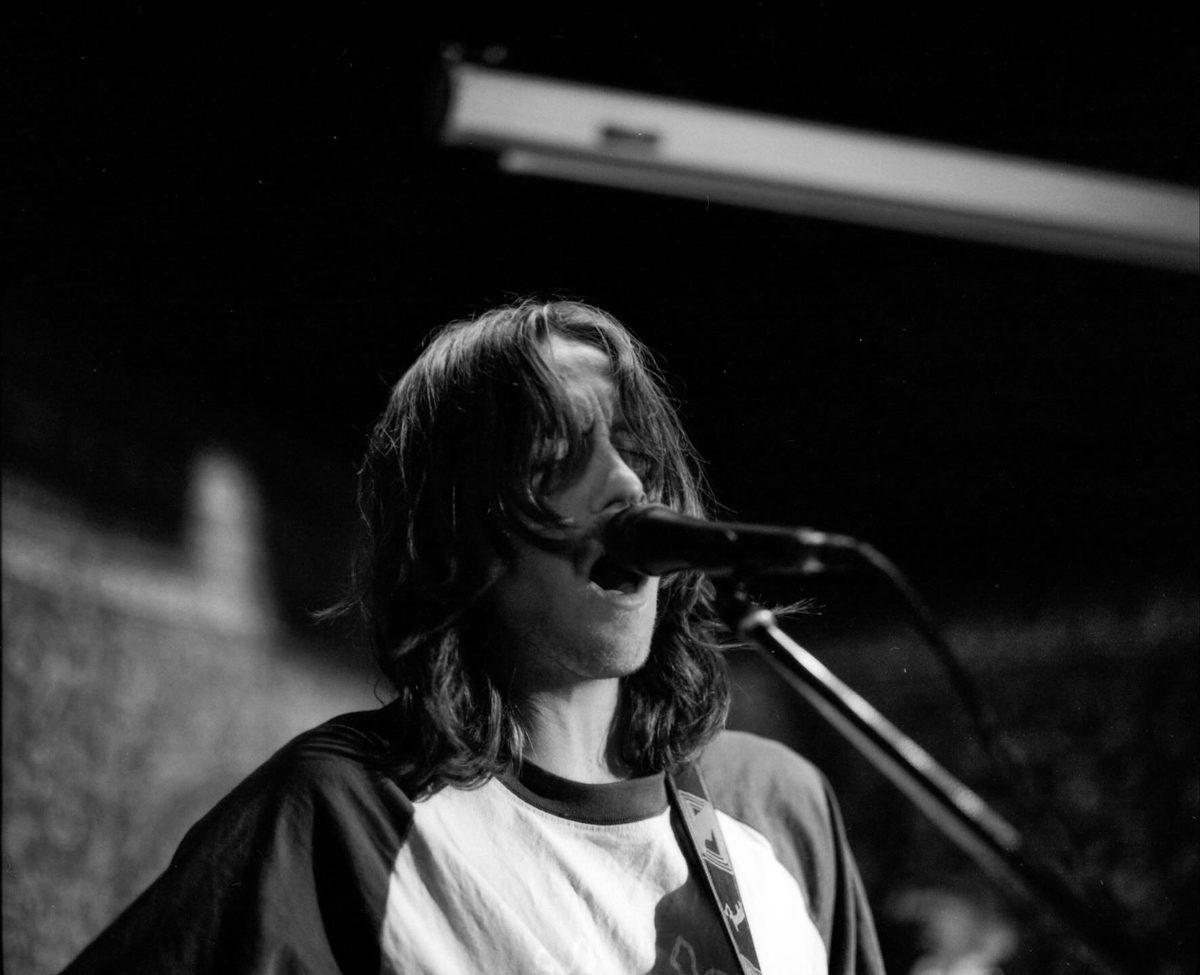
(818, 535, 1148, 967)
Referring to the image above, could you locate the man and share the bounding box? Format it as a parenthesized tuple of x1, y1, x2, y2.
(63, 300, 885, 974)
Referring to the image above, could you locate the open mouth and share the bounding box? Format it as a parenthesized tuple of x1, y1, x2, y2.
(587, 553, 645, 595)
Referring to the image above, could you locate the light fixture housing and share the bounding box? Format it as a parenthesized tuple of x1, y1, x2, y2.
(441, 62, 1199, 273)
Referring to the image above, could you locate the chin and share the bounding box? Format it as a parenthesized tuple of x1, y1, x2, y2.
(557, 610, 643, 667)
(589, 632, 655, 679)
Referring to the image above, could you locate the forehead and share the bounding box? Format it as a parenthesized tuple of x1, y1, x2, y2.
(545, 335, 616, 414)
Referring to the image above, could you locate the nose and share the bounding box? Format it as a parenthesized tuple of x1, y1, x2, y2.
(591, 439, 646, 513)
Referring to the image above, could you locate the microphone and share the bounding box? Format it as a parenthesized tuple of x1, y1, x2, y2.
(602, 504, 860, 578)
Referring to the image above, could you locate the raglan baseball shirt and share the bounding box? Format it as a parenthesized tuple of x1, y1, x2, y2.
(62, 705, 886, 974)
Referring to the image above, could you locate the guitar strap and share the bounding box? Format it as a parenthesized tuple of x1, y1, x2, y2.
(666, 763, 763, 975)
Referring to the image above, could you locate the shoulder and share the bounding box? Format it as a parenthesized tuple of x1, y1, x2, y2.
(699, 728, 825, 781)
(174, 705, 415, 857)
(61, 707, 414, 973)
(267, 705, 403, 781)
(698, 729, 832, 820)
(696, 731, 858, 942)
(696, 730, 839, 881)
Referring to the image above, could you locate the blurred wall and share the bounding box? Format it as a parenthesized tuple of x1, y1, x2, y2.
(2, 454, 378, 975)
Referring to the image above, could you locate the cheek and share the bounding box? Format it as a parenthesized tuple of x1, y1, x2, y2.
(490, 558, 537, 621)
(489, 543, 568, 627)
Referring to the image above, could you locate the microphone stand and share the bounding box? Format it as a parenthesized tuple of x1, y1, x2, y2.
(712, 579, 1149, 975)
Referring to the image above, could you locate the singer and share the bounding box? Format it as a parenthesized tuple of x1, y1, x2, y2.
(61, 300, 885, 974)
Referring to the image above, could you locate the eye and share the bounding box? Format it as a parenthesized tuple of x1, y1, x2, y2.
(534, 436, 570, 467)
(612, 434, 654, 479)
(532, 436, 569, 475)
(531, 435, 580, 493)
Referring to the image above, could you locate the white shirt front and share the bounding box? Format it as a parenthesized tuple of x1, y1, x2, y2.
(382, 771, 828, 975)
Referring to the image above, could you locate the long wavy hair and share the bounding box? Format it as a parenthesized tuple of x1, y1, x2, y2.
(333, 299, 730, 796)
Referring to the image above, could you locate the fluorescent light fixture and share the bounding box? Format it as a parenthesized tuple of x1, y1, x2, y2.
(442, 63, 1199, 272)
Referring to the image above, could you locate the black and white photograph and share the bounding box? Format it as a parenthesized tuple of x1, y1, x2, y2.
(4, 8, 1197, 975)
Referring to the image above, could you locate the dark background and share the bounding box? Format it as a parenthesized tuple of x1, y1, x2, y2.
(8, 7, 1197, 607)
(5, 6, 1198, 974)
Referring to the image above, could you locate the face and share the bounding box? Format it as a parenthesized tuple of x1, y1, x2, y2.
(489, 335, 660, 693)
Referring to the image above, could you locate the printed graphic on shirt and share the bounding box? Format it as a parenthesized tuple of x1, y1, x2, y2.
(670, 935, 731, 975)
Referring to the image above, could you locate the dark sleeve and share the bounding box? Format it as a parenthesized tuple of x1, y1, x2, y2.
(699, 730, 887, 975)
(60, 719, 413, 975)
(816, 770, 887, 975)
